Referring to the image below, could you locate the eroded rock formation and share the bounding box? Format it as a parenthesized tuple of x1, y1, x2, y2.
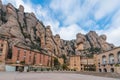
(0, 1, 115, 57)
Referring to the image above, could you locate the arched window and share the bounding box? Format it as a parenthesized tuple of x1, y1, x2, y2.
(102, 55, 106, 64)
(109, 53, 114, 64)
(118, 51, 120, 63)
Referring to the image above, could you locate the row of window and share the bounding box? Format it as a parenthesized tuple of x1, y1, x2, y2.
(16, 49, 50, 65)
(101, 52, 120, 65)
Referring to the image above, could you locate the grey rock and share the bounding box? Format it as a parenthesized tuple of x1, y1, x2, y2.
(19, 5, 24, 12)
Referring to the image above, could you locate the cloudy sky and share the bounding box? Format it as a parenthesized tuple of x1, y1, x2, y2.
(2, 0, 120, 46)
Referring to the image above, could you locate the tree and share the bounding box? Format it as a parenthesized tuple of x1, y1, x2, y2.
(62, 63, 68, 70)
(61, 54, 67, 64)
(54, 57, 60, 70)
(88, 47, 101, 54)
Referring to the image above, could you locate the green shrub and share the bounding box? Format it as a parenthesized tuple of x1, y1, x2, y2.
(41, 68, 44, 71)
(34, 68, 37, 72)
(46, 68, 50, 71)
(115, 64, 120, 67)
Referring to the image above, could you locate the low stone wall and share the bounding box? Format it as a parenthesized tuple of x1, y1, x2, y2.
(115, 67, 120, 73)
(0, 63, 5, 71)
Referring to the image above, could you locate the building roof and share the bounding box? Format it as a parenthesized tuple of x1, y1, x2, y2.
(97, 47, 120, 55)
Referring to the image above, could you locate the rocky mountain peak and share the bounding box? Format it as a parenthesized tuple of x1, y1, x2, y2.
(54, 34, 60, 39)
(76, 33, 86, 45)
(99, 35, 106, 41)
(19, 5, 24, 12)
(0, 0, 2, 9)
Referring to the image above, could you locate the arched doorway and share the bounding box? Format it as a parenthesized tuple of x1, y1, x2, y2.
(99, 69, 102, 72)
(110, 68, 114, 72)
(103, 68, 107, 72)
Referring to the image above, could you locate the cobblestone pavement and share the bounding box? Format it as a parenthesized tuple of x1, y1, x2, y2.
(0, 72, 119, 80)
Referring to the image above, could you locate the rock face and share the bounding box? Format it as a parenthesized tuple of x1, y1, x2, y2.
(0, 1, 115, 57)
(85, 31, 114, 51)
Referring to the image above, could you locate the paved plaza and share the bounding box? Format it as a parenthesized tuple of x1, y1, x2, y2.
(0, 72, 119, 80)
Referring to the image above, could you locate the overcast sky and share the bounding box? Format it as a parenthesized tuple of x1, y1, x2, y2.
(2, 0, 120, 46)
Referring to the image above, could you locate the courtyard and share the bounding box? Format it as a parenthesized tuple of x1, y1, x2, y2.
(0, 72, 119, 80)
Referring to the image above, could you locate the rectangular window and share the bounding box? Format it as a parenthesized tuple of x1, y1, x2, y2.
(40, 54, 41, 63)
(34, 54, 37, 64)
(74, 64, 76, 66)
(43, 55, 45, 63)
(1, 44, 3, 47)
(24, 50, 26, 53)
(0, 48, 2, 55)
(29, 52, 31, 62)
(24, 50, 26, 56)
(0, 44, 3, 47)
(17, 49, 20, 60)
(23, 56, 26, 62)
(29, 56, 31, 62)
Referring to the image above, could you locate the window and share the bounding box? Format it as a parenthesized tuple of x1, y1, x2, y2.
(0, 48, 2, 54)
(17, 49, 20, 60)
(1, 44, 3, 47)
(98, 63, 100, 67)
(0, 44, 3, 47)
(35, 54, 37, 62)
(29, 55, 31, 62)
(24, 50, 26, 56)
(24, 50, 26, 53)
(40, 54, 41, 63)
(118, 52, 120, 63)
(74, 64, 76, 66)
(109, 54, 114, 64)
(29, 51, 31, 55)
(33, 54, 36, 64)
(102, 55, 106, 64)
(43, 55, 45, 63)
